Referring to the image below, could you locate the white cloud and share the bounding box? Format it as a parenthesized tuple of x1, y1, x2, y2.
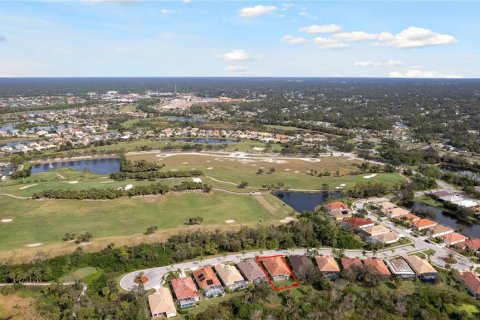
(334, 31, 379, 42)
(335, 27, 455, 49)
(354, 60, 403, 67)
(460, 53, 478, 59)
(282, 35, 308, 44)
(182, 0, 192, 3)
(160, 9, 175, 14)
(218, 49, 251, 61)
(299, 24, 342, 34)
(314, 37, 349, 49)
(389, 68, 462, 78)
(225, 65, 247, 73)
(299, 11, 317, 20)
(239, 5, 277, 17)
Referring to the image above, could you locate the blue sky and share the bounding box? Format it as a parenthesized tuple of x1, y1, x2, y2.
(0, 1, 478, 77)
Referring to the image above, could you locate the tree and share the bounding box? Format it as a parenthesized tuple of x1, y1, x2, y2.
(238, 181, 249, 188)
(269, 167, 276, 174)
(321, 184, 330, 193)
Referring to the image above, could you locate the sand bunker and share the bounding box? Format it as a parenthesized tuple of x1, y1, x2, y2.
(26, 243, 42, 247)
(19, 184, 38, 190)
(67, 181, 79, 184)
(280, 217, 295, 223)
(207, 167, 213, 170)
(294, 170, 300, 173)
(363, 174, 377, 179)
(285, 168, 291, 171)
(182, 162, 188, 165)
(1, 218, 13, 223)
(225, 220, 235, 224)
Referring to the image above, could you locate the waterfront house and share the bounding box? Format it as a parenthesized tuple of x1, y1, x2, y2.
(429, 224, 454, 238)
(441, 232, 468, 246)
(412, 219, 437, 231)
(324, 201, 352, 220)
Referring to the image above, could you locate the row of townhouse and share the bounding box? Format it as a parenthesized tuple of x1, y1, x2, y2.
(377, 201, 472, 247)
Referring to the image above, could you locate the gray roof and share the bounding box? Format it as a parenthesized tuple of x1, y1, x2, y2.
(236, 259, 266, 281)
(385, 258, 415, 276)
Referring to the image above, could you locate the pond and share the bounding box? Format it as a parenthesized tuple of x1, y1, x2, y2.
(410, 202, 480, 238)
(275, 191, 341, 212)
(173, 138, 238, 144)
(166, 116, 206, 123)
(31, 158, 120, 175)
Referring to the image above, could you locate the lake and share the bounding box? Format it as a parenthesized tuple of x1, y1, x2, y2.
(275, 191, 341, 212)
(410, 202, 480, 238)
(31, 158, 120, 175)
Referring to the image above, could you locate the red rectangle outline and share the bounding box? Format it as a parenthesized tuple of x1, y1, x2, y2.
(255, 254, 300, 291)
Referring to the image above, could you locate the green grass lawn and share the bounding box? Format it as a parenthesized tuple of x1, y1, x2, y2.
(62, 267, 97, 282)
(0, 168, 190, 197)
(128, 153, 406, 191)
(0, 191, 290, 252)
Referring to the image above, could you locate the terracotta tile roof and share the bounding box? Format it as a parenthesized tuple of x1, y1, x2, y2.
(363, 258, 391, 276)
(343, 217, 375, 228)
(324, 201, 348, 210)
(412, 218, 437, 229)
(192, 266, 222, 289)
(362, 224, 390, 236)
(379, 201, 397, 211)
(459, 272, 480, 295)
(441, 232, 468, 245)
(341, 257, 363, 270)
(171, 277, 199, 300)
(371, 231, 401, 243)
(386, 207, 410, 217)
(262, 256, 291, 277)
(148, 287, 176, 317)
(315, 255, 340, 273)
(459, 238, 480, 250)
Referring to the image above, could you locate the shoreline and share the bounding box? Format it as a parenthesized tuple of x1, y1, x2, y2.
(28, 153, 119, 164)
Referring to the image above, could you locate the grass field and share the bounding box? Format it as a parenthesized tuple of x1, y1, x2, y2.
(127, 153, 406, 190)
(0, 167, 191, 197)
(0, 191, 291, 255)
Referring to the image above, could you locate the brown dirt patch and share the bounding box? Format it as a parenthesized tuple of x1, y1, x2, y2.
(0, 293, 44, 320)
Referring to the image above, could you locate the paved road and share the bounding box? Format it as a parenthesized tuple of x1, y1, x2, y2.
(119, 197, 479, 292)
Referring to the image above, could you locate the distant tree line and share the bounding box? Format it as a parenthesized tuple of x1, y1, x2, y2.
(110, 169, 203, 180)
(31, 181, 206, 200)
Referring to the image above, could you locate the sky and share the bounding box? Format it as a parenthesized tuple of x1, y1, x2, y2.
(0, 1, 479, 78)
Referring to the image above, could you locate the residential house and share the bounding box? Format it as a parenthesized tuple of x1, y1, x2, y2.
(315, 255, 340, 280)
(214, 264, 247, 291)
(458, 272, 480, 299)
(385, 258, 416, 280)
(324, 201, 352, 221)
(399, 213, 421, 223)
(429, 224, 454, 238)
(441, 232, 468, 246)
(361, 225, 391, 238)
(405, 255, 439, 282)
(458, 238, 480, 252)
(192, 266, 225, 298)
(384, 207, 410, 219)
(261, 256, 292, 281)
(363, 258, 391, 279)
(341, 257, 363, 272)
(288, 255, 315, 280)
(379, 201, 397, 212)
(148, 287, 177, 318)
(371, 231, 402, 244)
(170, 277, 199, 309)
(412, 219, 437, 231)
(236, 259, 268, 284)
(342, 217, 375, 230)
